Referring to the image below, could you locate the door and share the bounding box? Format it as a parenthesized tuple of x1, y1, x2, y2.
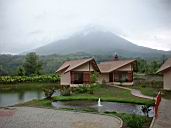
(83, 72, 91, 84)
(109, 72, 113, 82)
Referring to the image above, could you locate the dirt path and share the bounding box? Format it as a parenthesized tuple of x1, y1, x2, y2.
(0, 107, 122, 128)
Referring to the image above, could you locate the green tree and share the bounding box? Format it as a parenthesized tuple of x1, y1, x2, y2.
(43, 87, 55, 99)
(0, 65, 8, 76)
(90, 71, 99, 83)
(149, 60, 161, 74)
(137, 59, 147, 73)
(17, 66, 25, 76)
(23, 52, 43, 76)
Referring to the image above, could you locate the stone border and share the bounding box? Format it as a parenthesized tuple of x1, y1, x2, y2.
(112, 115, 123, 128)
(149, 117, 155, 128)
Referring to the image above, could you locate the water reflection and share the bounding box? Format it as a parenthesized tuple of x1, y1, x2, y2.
(18, 91, 24, 101)
(52, 101, 155, 117)
(0, 90, 60, 107)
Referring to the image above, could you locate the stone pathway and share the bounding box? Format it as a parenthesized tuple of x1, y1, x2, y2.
(0, 107, 122, 128)
(153, 99, 171, 128)
(110, 84, 155, 100)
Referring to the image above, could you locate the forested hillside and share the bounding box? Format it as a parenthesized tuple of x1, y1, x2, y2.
(0, 52, 166, 76)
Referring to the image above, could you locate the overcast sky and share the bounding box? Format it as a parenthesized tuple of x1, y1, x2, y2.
(0, 0, 171, 54)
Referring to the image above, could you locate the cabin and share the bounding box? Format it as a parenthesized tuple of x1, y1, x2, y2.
(157, 58, 171, 90)
(56, 56, 137, 86)
(97, 57, 136, 86)
(56, 58, 100, 87)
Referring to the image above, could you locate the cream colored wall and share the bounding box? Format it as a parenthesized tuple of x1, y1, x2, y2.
(117, 64, 132, 71)
(98, 73, 109, 83)
(98, 64, 133, 84)
(73, 62, 94, 71)
(60, 71, 71, 85)
(163, 68, 171, 90)
(60, 62, 95, 85)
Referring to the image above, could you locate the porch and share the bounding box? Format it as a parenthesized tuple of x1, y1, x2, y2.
(109, 71, 133, 83)
(70, 71, 91, 84)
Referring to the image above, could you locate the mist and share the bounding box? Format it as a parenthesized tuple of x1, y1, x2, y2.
(0, 0, 171, 54)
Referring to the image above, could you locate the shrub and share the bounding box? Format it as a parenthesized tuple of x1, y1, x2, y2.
(60, 86, 71, 96)
(74, 84, 97, 94)
(75, 85, 89, 93)
(0, 75, 60, 84)
(125, 114, 145, 128)
(90, 71, 99, 83)
(87, 85, 95, 94)
(43, 87, 55, 99)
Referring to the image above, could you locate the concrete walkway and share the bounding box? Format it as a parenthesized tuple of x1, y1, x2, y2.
(111, 84, 171, 128)
(110, 85, 155, 100)
(153, 99, 171, 128)
(0, 107, 122, 128)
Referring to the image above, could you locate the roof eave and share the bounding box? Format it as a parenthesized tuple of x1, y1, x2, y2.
(109, 60, 136, 73)
(64, 58, 94, 73)
(156, 66, 171, 74)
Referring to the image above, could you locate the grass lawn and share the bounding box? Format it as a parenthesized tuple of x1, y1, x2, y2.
(54, 85, 154, 106)
(132, 85, 160, 97)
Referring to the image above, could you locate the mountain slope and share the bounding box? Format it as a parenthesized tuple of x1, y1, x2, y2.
(32, 30, 170, 58)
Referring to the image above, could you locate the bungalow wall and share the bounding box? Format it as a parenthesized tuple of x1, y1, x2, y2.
(98, 73, 109, 83)
(163, 68, 171, 90)
(98, 63, 133, 85)
(59, 62, 97, 85)
(60, 71, 71, 85)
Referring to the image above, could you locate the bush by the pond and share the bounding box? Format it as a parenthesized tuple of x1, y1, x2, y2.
(75, 85, 89, 93)
(126, 114, 145, 128)
(74, 84, 97, 94)
(43, 87, 56, 99)
(0, 75, 60, 84)
(105, 112, 150, 128)
(60, 86, 71, 96)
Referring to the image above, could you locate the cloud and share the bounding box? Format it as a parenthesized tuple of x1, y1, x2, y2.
(0, 0, 170, 53)
(123, 28, 171, 51)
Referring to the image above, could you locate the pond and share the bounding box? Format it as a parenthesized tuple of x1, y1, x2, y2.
(0, 90, 60, 107)
(52, 101, 154, 117)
